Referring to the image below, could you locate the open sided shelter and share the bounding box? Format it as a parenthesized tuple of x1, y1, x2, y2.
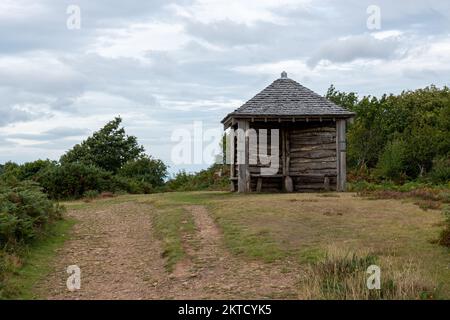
(221, 72, 355, 193)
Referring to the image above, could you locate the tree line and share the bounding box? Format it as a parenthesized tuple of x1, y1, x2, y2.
(326, 85, 450, 184)
(0, 117, 168, 199)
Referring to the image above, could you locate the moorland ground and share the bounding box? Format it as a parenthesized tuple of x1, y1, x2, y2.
(13, 192, 450, 299)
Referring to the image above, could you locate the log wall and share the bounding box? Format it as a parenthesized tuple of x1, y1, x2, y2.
(230, 121, 338, 192)
(289, 124, 337, 191)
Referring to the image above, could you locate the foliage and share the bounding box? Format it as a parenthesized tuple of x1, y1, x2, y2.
(83, 190, 100, 201)
(0, 160, 57, 183)
(60, 117, 144, 173)
(327, 85, 450, 181)
(0, 179, 66, 298)
(112, 175, 154, 194)
(429, 157, 450, 184)
(166, 164, 229, 191)
(375, 138, 407, 181)
(118, 155, 168, 187)
(0, 118, 168, 199)
(0, 180, 64, 248)
(35, 162, 116, 200)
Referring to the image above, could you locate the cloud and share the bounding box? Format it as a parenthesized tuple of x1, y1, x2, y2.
(0, 0, 449, 174)
(0, 104, 47, 127)
(0, 52, 85, 94)
(7, 127, 88, 141)
(168, 0, 312, 25)
(90, 22, 191, 60)
(307, 34, 400, 67)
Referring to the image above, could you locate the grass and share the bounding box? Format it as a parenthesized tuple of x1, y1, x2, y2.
(140, 196, 196, 272)
(297, 247, 438, 299)
(137, 191, 450, 297)
(21, 190, 448, 299)
(63, 194, 142, 211)
(1, 217, 75, 299)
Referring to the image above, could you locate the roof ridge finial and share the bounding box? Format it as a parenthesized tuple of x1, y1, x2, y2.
(281, 71, 288, 79)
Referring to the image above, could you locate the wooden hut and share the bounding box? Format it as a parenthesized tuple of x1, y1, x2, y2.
(221, 72, 355, 193)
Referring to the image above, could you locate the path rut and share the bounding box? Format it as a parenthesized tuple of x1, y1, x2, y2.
(36, 202, 300, 299)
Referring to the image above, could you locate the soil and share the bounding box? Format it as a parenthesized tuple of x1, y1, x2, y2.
(35, 202, 300, 299)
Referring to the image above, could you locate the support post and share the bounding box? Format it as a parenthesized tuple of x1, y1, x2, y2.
(237, 120, 250, 193)
(282, 129, 293, 192)
(256, 177, 262, 193)
(229, 127, 236, 192)
(336, 119, 347, 192)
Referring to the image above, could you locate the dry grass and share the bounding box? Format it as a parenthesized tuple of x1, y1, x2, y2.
(297, 246, 437, 300)
(63, 191, 450, 299)
(137, 191, 449, 298)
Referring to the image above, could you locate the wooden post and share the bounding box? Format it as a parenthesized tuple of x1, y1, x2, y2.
(229, 127, 236, 192)
(256, 177, 263, 192)
(281, 129, 286, 177)
(336, 119, 347, 192)
(323, 176, 330, 191)
(285, 129, 290, 176)
(283, 129, 293, 192)
(237, 120, 249, 193)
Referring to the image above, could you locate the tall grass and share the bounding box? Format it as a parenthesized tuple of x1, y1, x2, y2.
(298, 247, 437, 300)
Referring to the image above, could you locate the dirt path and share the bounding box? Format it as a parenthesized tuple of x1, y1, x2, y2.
(36, 202, 300, 299)
(177, 206, 301, 299)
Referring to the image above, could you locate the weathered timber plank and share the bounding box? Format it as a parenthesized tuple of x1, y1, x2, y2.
(290, 161, 337, 170)
(291, 127, 335, 133)
(289, 157, 337, 163)
(291, 168, 337, 175)
(289, 149, 336, 159)
(290, 144, 336, 152)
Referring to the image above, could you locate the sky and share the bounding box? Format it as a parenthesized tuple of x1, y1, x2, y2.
(0, 0, 449, 175)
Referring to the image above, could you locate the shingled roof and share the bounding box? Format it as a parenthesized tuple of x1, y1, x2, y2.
(222, 72, 355, 126)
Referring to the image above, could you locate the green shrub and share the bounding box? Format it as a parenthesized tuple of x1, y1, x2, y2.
(118, 155, 167, 187)
(0, 160, 57, 182)
(112, 176, 154, 194)
(36, 163, 115, 199)
(429, 157, 450, 184)
(166, 164, 229, 191)
(0, 180, 64, 248)
(83, 190, 99, 201)
(0, 179, 65, 298)
(375, 139, 407, 181)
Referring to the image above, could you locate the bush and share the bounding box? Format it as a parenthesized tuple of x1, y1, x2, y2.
(111, 175, 153, 194)
(429, 157, 450, 184)
(0, 180, 64, 248)
(166, 164, 229, 191)
(118, 155, 167, 187)
(0, 160, 57, 182)
(36, 163, 116, 199)
(0, 179, 65, 298)
(83, 190, 100, 201)
(375, 139, 407, 182)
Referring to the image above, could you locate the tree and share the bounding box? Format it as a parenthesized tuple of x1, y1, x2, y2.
(60, 117, 144, 173)
(326, 84, 450, 181)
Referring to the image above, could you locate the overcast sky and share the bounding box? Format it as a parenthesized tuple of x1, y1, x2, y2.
(1, 0, 449, 174)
